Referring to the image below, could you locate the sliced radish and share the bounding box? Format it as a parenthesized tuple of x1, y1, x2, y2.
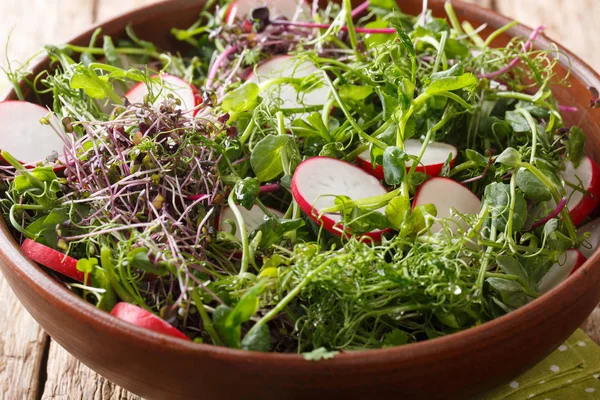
(110, 302, 190, 341)
(291, 156, 390, 239)
(560, 157, 600, 226)
(246, 55, 331, 110)
(126, 74, 200, 112)
(225, 0, 308, 25)
(412, 177, 482, 234)
(0, 101, 65, 167)
(538, 249, 586, 293)
(21, 238, 87, 283)
(218, 204, 284, 240)
(578, 218, 600, 259)
(356, 140, 458, 179)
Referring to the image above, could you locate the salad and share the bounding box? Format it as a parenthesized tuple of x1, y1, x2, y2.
(1, 0, 600, 356)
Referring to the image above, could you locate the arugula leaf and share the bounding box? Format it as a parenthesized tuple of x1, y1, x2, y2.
(241, 324, 270, 352)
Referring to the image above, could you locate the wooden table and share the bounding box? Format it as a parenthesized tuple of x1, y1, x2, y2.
(1, 0, 600, 398)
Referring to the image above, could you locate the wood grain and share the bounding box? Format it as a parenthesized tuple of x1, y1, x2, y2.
(40, 341, 141, 400)
(0, 275, 48, 400)
(1, 0, 600, 398)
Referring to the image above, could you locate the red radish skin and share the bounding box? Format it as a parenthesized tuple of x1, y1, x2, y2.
(291, 156, 390, 240)
(126, 74, 200, 113)
(218, 205, 284, 241)
(0, 101, 66, 168)
(538, 249, 587, 293)
(560, 157, 600, 226)
(412, 177, 482, 234)
(225, 0, 308, 25)
(21, 238, 87, 283)
(356, 140, 458, 179)
(578, 218, 600, 259)
(110, 302, 190, 341)
(246, 55, 331, 110)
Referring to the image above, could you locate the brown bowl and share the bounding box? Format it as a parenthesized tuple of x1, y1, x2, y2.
(2, 1, 600, 399)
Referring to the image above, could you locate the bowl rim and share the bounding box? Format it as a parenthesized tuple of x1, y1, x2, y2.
(2, 0, 600, 367)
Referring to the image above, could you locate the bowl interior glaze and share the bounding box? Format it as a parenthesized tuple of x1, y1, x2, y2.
(2, 1, 600, 399)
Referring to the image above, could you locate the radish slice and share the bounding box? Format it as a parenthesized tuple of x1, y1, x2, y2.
(246, 55, 330, 110)
(412, 177, 482, 233)
(218, 204, 284, 240)
(225, 0, 308, 25)
(356, 140, 458, 179)
(21, 238, 87, 283)
(126, 74, 200, 112)
(291, 156, 389, 239)
(560, 157, 600, 226)
(578, 218, 600, 259)
(0, 101, 65, 167)
(110, 302, 190, 341)
(539, 249, 587, 293)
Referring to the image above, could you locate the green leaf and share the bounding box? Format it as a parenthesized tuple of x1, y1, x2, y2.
(127, 247, 169, 276)
(382, 146, 406, 185)
(444, 39, 469, 59)
(339, 84, 373, 102)
(250, 135, 289, 182)
(222, 83, 260, 113)
(515, 100, 549, 119)
(227, 283, 265, 328)
(429, 63, 464, 82)
(385, 196, 411, 230)
(213, 305, 240, 348)
(496, 256, 528, 282)
(382, 329, 408, 347)
(483, 182, 527, 231)
(505, 111, 530, 133)
(364, 21, 396, 48)
(233, 177, 260, 209)
(516, 169, 552, 201)
(376, 89, 399, 121)
(251, 217, 305, 248)
(76, 257, 98, 274)
(41, 208, 68, 247)
(566, 127, 586, 168)
(487, 278, 529, 309)
(495, 147, 521, 167)
(302, 347, 339, 361)
(241, 324, 270, 352)
(102, 36, 122, 68)
(92, 268, 118, 312)
(425, 73, 477, 94)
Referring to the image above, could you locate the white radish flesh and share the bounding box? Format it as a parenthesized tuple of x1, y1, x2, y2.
(291, 156, 389, 239)
(218, 205, 284, 240)
(578, 218, 600, 259)
(356, 139, 458, 179)
(538, 249, 586, 293)
(126, 74, 199, 112)
(0, 101, 65, 166)
(560, 157, 600, 226)
(412, 177, 482, 233)
(225, 0, 308, 25)
(246, 55, 330, 110)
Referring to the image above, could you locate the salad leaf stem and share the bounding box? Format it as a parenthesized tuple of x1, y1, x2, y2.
(227, 190, 250, 275)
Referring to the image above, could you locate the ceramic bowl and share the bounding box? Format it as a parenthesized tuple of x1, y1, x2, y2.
(2, 1, 600, 399)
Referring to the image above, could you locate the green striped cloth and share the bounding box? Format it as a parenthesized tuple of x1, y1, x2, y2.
(481, 330, 600, 399)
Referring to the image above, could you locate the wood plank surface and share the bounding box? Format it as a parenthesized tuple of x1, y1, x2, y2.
(0, 0, 600, 399)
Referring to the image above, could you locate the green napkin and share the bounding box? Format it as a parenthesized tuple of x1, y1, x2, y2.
(481, 330, 600, 399)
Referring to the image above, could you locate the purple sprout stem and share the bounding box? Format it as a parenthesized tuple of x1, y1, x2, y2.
(559, 105, 578, 113)
(478, 26, 545, 80)
(206, 45, 239, 90)
(351, 0, 369, 18)
(259, 183, 281, 193)
(529, 197, 568, 231)
(271, 20, 396, 34)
